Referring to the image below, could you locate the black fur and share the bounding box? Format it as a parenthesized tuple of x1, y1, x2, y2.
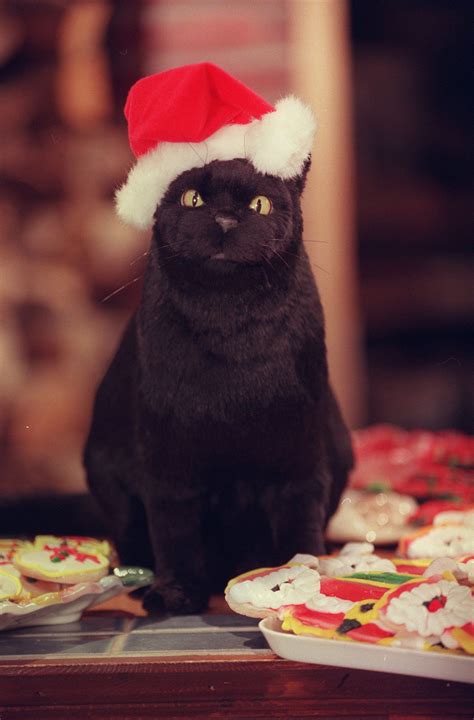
(84, 158, 353, 614)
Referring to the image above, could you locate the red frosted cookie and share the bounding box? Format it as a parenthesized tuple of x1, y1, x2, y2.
(281, 571, 416, 642)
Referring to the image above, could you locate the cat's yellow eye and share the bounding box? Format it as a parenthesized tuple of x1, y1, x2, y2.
(249, 195, 272, 215)
(181, 189, 204, 208)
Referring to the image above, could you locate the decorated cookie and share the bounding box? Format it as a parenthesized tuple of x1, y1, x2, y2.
(423, 554, 474, 586)
(326, 489, 418, 545)
(0, 568, 23, 601)
(13, 543, 109, 584)
(0, 539, 31, 568)
(392, 557, 432, 575)
(377, 575, 474, 652)
(34, 535, 113, 559)
(318, 542, 397, 576)
(433, 509, 474, 527)
(225, 564, 321, 618)
(398, 523, 474, 559)
(281, 570, 420, 642)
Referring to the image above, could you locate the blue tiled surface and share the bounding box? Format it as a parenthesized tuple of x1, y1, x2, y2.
(0, 634, 114, 657)
(134, 613, 259, 631)
(123, 629, 266, 654)
(0, 613, 270, 659)
(11, 615, 127, 635)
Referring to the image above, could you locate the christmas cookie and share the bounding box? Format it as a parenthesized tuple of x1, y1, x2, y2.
(0, 568, 23, 601)
(13, 543, 109, 585)
(281, 571, 418, 641)
(398, 523, 474, 559)
(34, 535, 113, 559)
(225, 564, 321, 618)
(0, 539, 31, 569)
(423, 554, 474, 586)
(318, 542, 397, 576)
(377, 575, 474, 652)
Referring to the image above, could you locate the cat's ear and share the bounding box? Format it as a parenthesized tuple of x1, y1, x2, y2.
(290, 157, 312, 196)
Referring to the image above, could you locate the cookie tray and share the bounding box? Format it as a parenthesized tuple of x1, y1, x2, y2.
(259, 616, 474, 683)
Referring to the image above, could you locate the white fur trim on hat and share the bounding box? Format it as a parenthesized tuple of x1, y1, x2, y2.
(115, 96, 316, 229)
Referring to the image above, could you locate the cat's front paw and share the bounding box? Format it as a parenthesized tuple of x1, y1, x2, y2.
(143, 580, 209, 615)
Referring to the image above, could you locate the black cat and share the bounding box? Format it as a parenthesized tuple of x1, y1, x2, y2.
(84, 157, 353, 614)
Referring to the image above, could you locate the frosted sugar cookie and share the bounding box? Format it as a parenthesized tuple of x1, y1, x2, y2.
(225, 564, 321, 618)
(0, 568, 23, 601)
(377, 575, 474, 653)
(34, 535, 113, 559)
(423, 554, 474, 586)
(0, 539, 31, 568)
(318, 542, 397, 576)
(398, 523, 474, 559)
(281, 571, 415, 641)
(14, 543, 109, 584)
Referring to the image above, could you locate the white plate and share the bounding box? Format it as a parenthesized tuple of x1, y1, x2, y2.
(259, 616, 474, 684)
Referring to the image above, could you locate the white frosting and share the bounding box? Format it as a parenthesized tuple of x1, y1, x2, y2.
(304, 593, 355, 614)
(288, 554, 320, 568)
(340, 542, 375, 556)
(434, 510, 474, 527)
(15, 549, 107, 576)
(319, 553, 396, 577)
(0, 570, 22, 599)
(228, 566, 320, 610)
(407, 526, 474, 558)
(424, 556, 474, 585)
(384, 580, 473, 637)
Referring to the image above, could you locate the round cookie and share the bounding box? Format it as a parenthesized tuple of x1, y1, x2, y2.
(225, 564, 321, 618)
(377, 575, 474, 652)
(398, 524, 474, 559)
(0, 568, 23, 601)
(14, 543, 109, 584)
(34, 535, 113, 559)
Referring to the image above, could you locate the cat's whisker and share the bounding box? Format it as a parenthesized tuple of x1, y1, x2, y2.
(308, 260, 329, 275)
(129, 251, 149, 266)
(272, 238, 328, 245)
(100, 275, 143, 302)
(269, 248, 292, 271)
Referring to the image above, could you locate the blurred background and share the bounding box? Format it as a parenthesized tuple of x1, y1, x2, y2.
(0, 0, 472, 502)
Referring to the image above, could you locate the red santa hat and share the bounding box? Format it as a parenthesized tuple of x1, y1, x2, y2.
(116, 63, 316, 229)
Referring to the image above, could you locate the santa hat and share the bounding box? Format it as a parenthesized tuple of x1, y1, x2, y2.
(116, 63, 316, 229)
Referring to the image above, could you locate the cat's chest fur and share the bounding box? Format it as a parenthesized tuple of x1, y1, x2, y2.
(136, 278, 316, 426)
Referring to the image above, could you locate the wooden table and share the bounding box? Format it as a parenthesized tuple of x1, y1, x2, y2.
(0, 596, 472, 719)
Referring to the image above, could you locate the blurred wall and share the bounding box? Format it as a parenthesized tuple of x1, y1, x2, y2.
(0, 0, 472, 502)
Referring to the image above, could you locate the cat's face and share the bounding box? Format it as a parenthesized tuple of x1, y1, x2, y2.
(154, 159, 302, 271)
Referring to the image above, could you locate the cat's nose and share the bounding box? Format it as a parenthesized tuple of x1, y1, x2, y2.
(215, 214, 238, 233)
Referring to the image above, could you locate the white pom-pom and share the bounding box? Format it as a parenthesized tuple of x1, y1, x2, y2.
(246, 96, 316, 179)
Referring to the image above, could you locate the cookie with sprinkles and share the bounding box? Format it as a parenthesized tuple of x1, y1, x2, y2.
(13, 543, 109, 584)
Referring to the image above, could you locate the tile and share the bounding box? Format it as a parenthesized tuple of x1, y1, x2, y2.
(11, 616, 127, 636)
(122, 629, 267, 654)
(0, 634, 113, 657)
(134, 613, 259, 631)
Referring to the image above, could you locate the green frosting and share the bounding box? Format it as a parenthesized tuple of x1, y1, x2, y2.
(343, 572, 416, 585)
